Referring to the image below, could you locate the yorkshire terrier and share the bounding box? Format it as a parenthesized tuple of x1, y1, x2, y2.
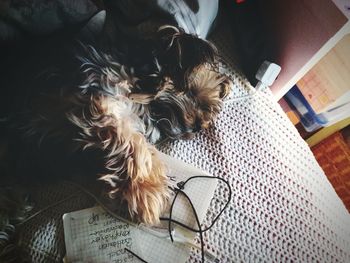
(1, 26, 231, 225)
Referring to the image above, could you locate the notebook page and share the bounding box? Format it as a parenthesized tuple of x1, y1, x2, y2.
(63, 206, 191, 263)
(135, 227, 190, 263)
(63, 206, 142, 263)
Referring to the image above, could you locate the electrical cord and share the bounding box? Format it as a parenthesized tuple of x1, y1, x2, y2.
(159, 175, 232, 263)
(125, 175, 232, 263)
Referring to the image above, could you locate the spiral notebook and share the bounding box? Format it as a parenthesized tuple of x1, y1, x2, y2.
(63, 152, 218, 263)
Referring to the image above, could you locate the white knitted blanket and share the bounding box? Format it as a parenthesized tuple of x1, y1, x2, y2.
(158, 71, 350, 262)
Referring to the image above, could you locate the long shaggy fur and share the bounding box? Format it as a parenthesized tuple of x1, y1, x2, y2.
(6, 26, 232, 225)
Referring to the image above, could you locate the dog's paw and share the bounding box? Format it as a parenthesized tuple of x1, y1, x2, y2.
(100, 135, 170, 225)
(121, 151, 170, 225)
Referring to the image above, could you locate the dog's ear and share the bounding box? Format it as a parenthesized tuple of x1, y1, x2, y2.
(152, 26, 220, 92)
(154, 26, 217, 75)
(189, 67, 231, 109)
(218, 75, 232, 99)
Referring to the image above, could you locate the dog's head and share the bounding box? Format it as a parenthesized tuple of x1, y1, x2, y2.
(77, 26, 232, 142)
(142, 26, 232, 140)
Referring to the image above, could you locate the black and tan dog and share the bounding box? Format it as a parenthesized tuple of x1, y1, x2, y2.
(6, 25, 231, 224)
(0, 3, 233, 262)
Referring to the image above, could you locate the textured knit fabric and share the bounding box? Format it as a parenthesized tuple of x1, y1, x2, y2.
(159, 81, 350, 263)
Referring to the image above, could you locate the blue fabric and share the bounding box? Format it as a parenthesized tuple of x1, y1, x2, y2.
(109, 0, 219, 39)
(157, 0, 218, 38)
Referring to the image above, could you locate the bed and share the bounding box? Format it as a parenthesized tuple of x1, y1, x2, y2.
(1, 1, 350, 262)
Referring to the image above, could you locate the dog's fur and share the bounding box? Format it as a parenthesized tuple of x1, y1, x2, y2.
(2, 26, 231, 225)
